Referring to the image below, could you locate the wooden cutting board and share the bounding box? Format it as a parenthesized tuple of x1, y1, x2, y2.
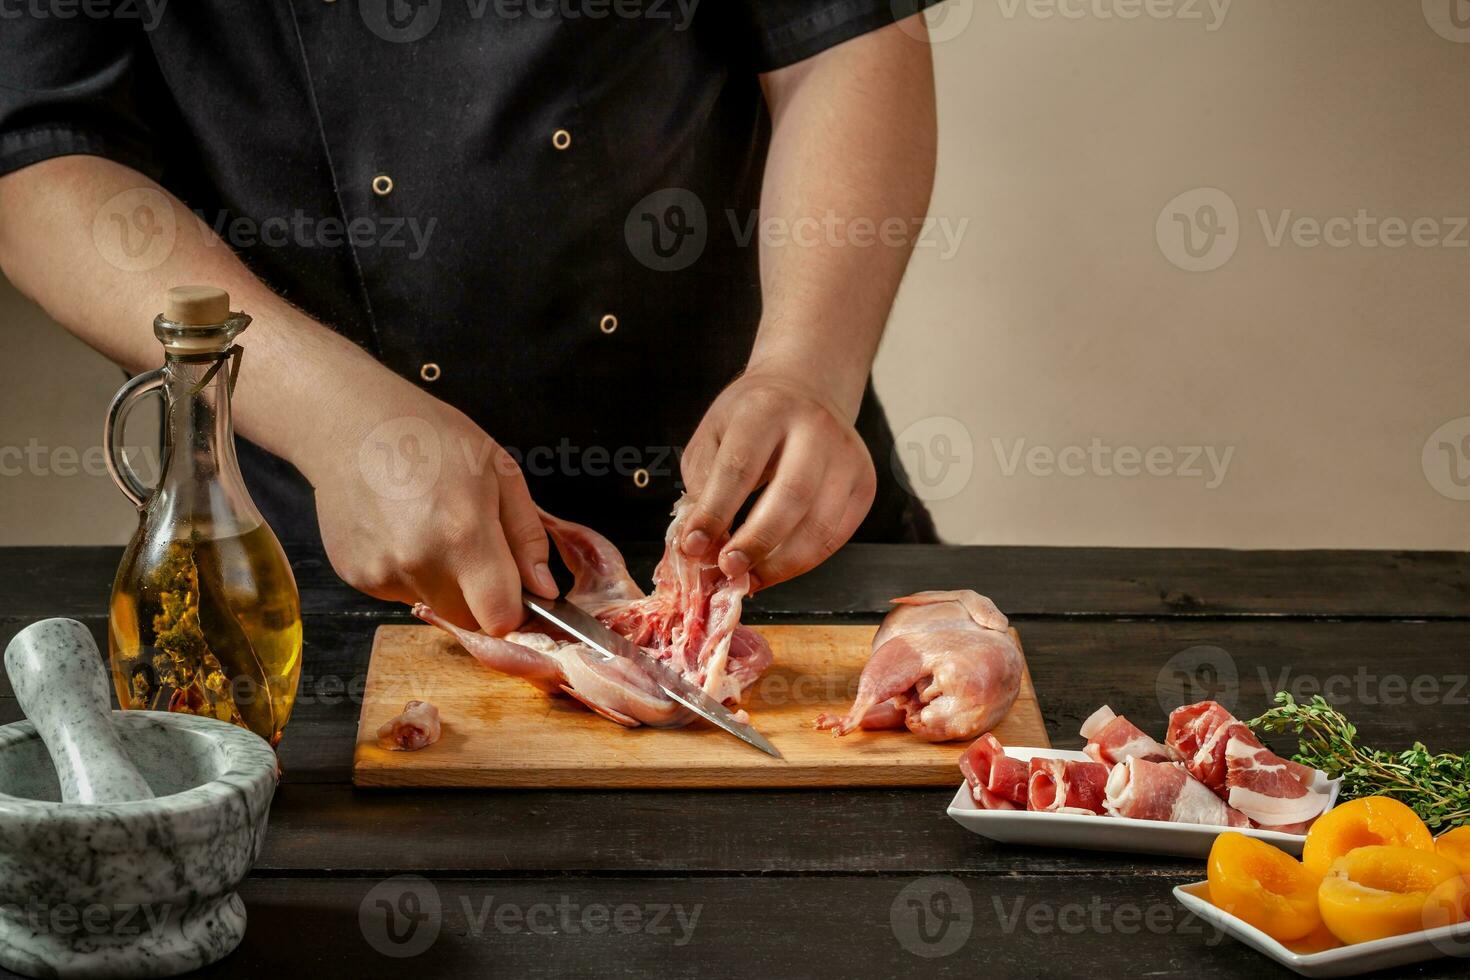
(352, 624, 1048, 788)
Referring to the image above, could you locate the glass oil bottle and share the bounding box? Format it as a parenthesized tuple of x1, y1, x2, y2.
(105, 286, 301, 746)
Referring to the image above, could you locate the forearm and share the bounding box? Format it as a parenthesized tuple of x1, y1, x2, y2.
(751, 17, 937, 421)
(0, 155, 416, 484)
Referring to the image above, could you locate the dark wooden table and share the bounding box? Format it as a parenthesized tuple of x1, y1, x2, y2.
(2, 545, 1468, 978)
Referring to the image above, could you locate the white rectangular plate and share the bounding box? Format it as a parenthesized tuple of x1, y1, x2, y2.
(945, 747, 1341, 859)
(1174, 881, 1470, 977)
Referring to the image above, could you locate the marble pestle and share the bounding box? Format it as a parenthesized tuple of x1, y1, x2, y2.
(3, 618, 154, 803)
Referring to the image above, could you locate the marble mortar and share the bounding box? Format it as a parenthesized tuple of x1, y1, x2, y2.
(0, 619, 279, 978)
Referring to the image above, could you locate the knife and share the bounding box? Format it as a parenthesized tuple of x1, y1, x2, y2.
(522, 593, 783, 759)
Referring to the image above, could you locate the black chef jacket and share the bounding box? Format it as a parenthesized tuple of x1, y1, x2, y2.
(0, 0, 939, 549)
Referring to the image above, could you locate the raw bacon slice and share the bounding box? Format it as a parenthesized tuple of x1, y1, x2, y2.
(1223, 726, 1330, 826)
(972, 786, 1020, 811)
(1165, 700, 1239, 790)
(1026, 757, 1108, 814)
(1226, 724, 1324, 788)
(1104, 756, 1250, 827)
(1165, 700, 1331, 825)
(959, 734, 1030, 805)
(1079, 705, 1178, 765)
(1166, 700, 1233, 758)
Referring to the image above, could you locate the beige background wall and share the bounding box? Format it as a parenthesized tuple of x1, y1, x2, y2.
(1, 0, 1466, 548)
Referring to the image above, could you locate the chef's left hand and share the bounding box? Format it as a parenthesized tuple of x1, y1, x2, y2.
(679, 370, 876, 590)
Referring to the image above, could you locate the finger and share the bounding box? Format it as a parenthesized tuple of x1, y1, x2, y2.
(719, 428, 829, 578)
(458, 523, 527, 636)
(750, 464, 875, 589)
(339, 559, 473, 626)
(679, 420, 722, 500)
(495, 448, 556, 597)
(679, 424, 783, 558)
(406, 570, 480, 633)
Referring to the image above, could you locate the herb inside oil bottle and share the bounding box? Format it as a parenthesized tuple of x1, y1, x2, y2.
(106, 287, 302, 747)
(136, 537, 277, 739)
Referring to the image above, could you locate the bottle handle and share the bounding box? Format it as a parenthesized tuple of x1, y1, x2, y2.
(104, 367, 168, 509)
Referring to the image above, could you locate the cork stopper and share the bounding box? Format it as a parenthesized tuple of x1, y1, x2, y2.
(165, 285, 232, 326)
(155, 285, 250, 355)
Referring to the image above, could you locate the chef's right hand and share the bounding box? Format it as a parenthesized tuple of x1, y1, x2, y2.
(305, 389, 558, 635)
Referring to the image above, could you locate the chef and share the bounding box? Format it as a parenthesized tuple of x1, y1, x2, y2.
(0, 1, 940, 636)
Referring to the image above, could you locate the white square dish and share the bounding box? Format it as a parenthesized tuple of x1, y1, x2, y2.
(1174, 881, 1470, 977)
(945, 746, 1341, 859)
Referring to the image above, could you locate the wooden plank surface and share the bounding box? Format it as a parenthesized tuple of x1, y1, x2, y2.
(2, 546, 1467, 980)
(352, 624, 1046, 788)
(6, 544, 1468, 620)
(257, 618, 1468, 874)
(255, 783, 1189, 877)
(199, 874, 1465, 979)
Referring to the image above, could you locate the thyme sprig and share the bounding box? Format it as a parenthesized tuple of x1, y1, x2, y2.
(1248, 692, 1470, 830)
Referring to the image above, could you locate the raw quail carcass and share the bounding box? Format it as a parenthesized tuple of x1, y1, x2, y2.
(412, 497, 773, 729)
(815, 590, 1024, 742)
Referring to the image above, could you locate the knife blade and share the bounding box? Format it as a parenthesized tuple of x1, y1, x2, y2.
(522, 593, 783, 759)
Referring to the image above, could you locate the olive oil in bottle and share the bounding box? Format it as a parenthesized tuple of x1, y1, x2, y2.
(105, 287, 302, 746)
